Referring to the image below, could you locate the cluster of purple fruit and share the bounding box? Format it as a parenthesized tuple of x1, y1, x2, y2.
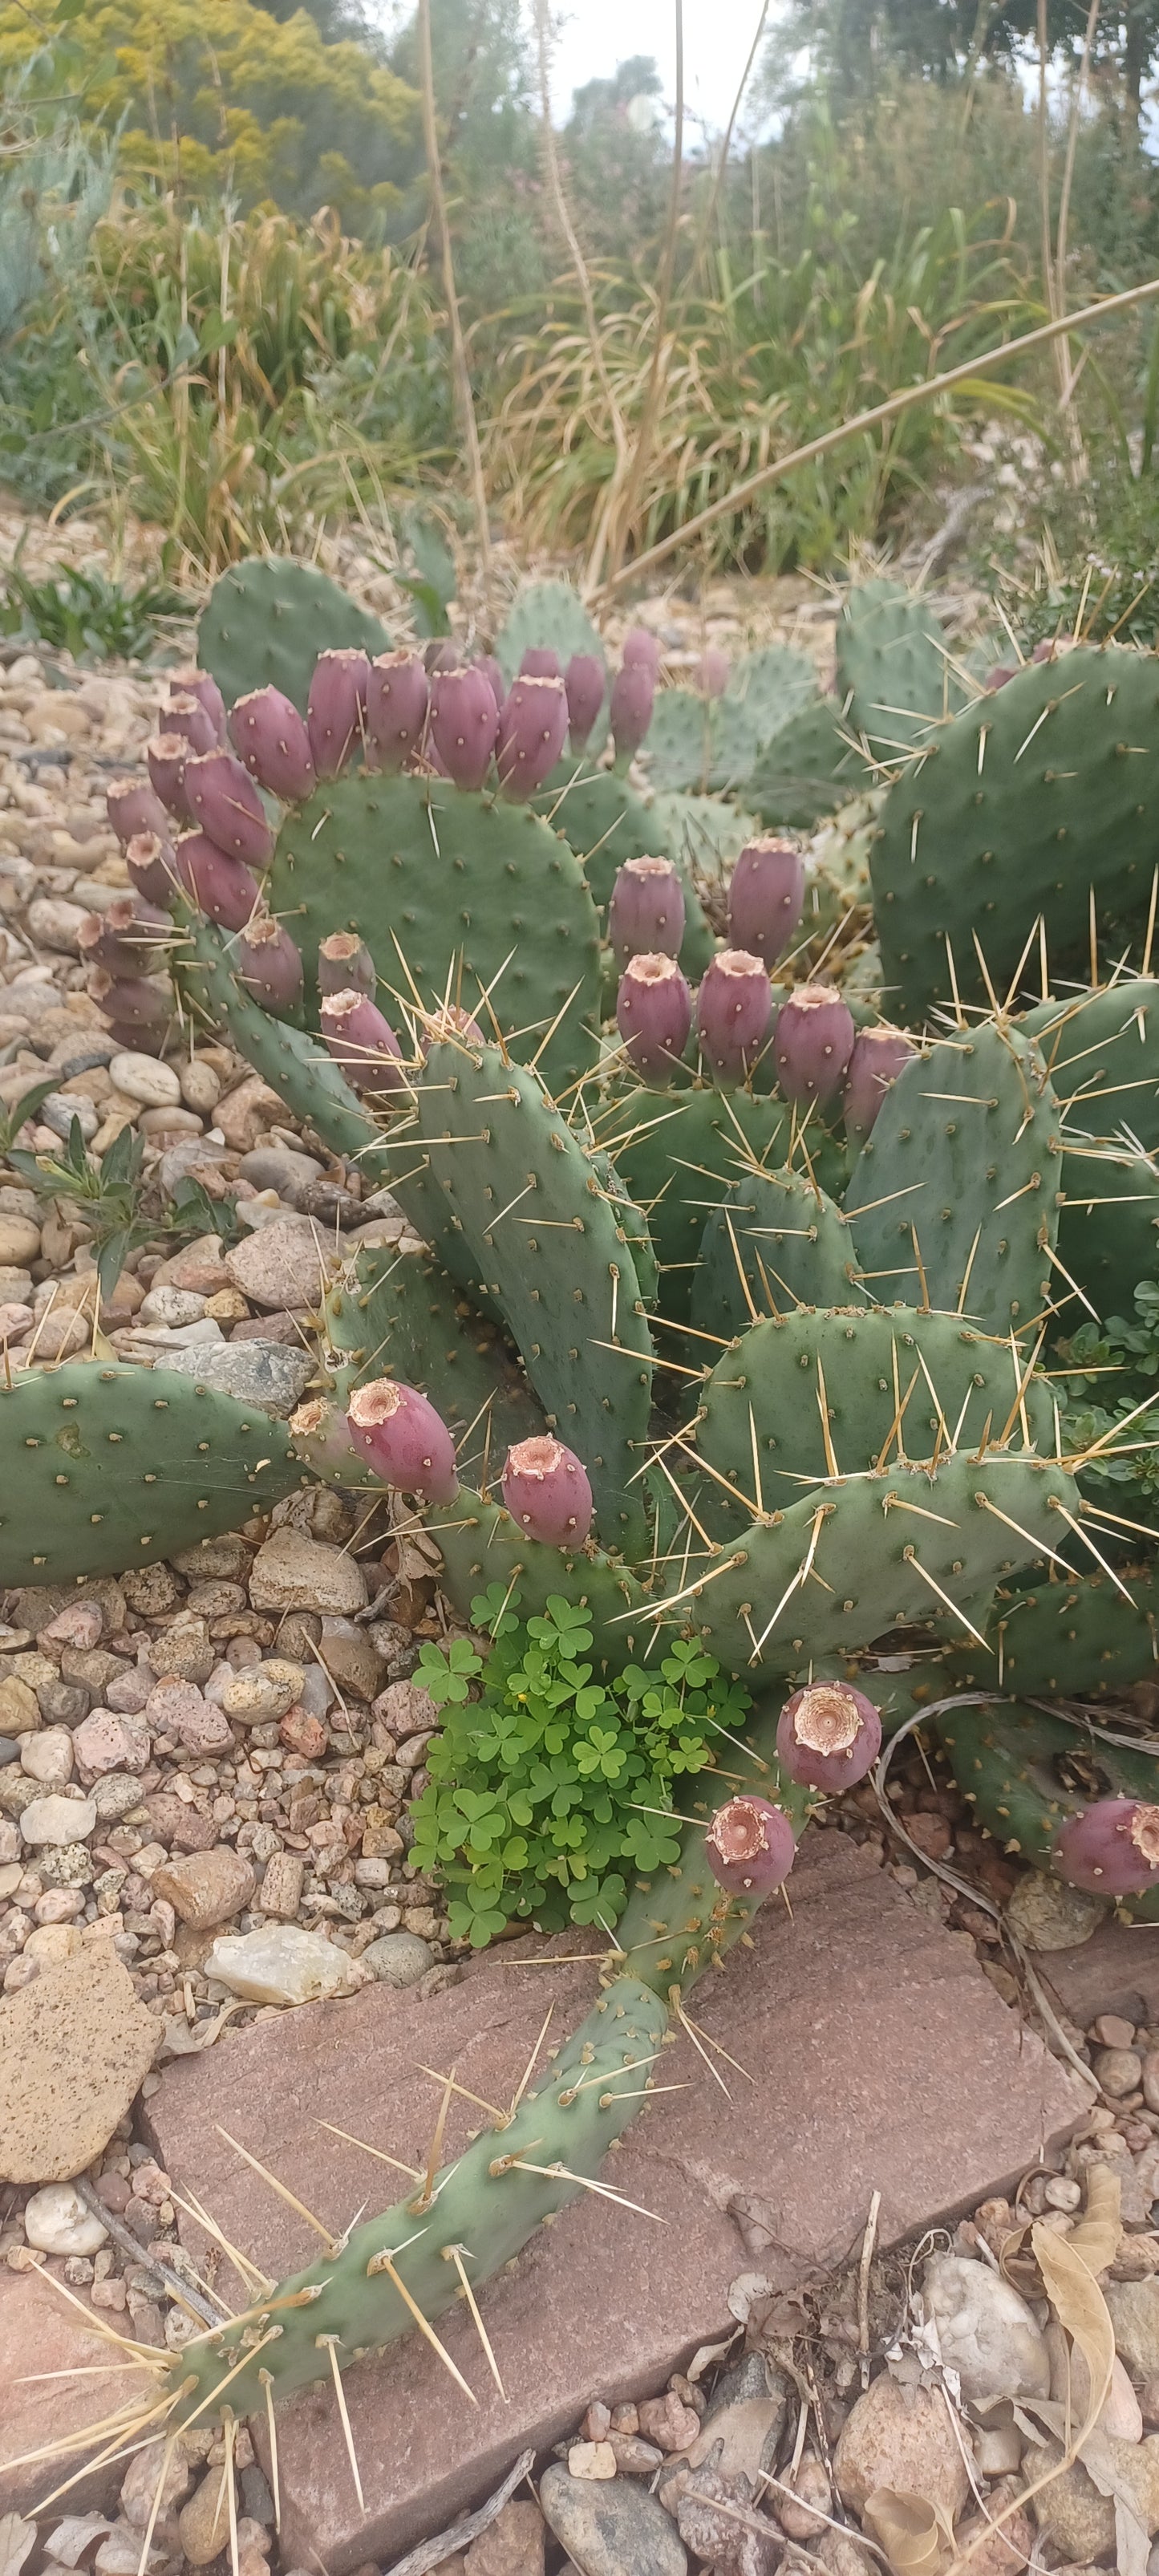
(704, 1679, 881, 1896)
(342, 1379, 595, 1548)
(609, 839, 913, 1134)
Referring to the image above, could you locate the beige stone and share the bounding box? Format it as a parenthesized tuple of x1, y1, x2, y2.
(216, 1075, 284, 1154)
(258, 1852, 306, 1919)
(0, 1676, 40, 1736)
(248, 1529, 367, 1615)
(179, 2469, 231, 2566)
(0, 1948, 156, 2182)
(151, 1848, 255, 1929)
(834, 2371, 971, 2521)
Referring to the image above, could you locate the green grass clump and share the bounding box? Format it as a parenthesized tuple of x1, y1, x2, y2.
(409, 1590, 742, 1945)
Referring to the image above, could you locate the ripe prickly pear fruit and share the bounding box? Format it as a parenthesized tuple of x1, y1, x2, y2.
(697, 949, 772, 1085)
(428, 667, 499, 791)
(622, 627, 661, 675)
(366, 651, 429, 772)
(496, 675, 569, 798)
(88, 968, 171, 1032)
(776, 1681, 881, 1793)
(167, 668, 226, 739)
(501, 1435, 594, 1548)
(1055, 1799, 1159, 1896)
(318, 931, 375, 998)
(233, 915, 304, 1014)
(125, 832, 177, 907)
(229, 687, 316, 801)
(164, 692, 219, 756)
(107, 778, 171, 846)
(565, 653, 606, 751)
(616, 953, 692, 1082)
(173, 834, 261, 933)
(319, 989, 406, 1097)
(146, 734, 191, 820)
(346, 1378, 459, 1503)
(306, 647, 371, 781)
(184, 750, 275, 870)
(610, 662, 654, 765)
(519, 646, 563, 680)
(78, 899, 171, 974)
(419, 1002, 484, 1051)
(705, 1794, 796, 1896)
(475, 654, 505, 713)
(727, 838, 804, 968)
(695, 646, 731, 697)
(608, 855, 685, 968)
(773, 984, 855, 1106)
(843, 1024, 916, 1146)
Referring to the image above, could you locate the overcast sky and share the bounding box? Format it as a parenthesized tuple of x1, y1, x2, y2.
(541, 0, 771, 136)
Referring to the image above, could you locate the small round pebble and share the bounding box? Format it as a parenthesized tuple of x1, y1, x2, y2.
(1094, 2046, 1143, 2097)
(24, 2180, 108, 2257)
(360, 1933, 433, 1988)
(109, 1051, 182, 1109)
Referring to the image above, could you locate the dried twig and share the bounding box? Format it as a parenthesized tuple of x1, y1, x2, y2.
(383, 2448, 535, 2576)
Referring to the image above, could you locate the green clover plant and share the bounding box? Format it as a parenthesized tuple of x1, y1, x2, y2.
(1057, 1280, 1159, 1510)
(408, 1590, 747, 1946)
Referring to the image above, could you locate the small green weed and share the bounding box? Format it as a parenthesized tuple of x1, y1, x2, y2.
(409, 1588, 745, 1945)
(1058, 1283, 1159, 1507)
(0, 564, 187, 663)
(10, 1114, 236, 1296)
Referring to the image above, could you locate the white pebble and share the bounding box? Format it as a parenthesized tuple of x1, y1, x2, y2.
(24, 2180, 108, 2256)
(108, 1053, 181, 1109)
(19, 1794, 97, 1846)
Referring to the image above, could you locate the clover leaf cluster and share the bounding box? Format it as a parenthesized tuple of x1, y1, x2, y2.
(407, 1588, 745, 1945)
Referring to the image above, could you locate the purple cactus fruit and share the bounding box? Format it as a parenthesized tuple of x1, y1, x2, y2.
(616, 953, 692, 1083)
(146, 734, 191, 820)
(229, 687, 316, 802)
(346, 1377, 459, 1504)
(495, 675, 569, 798)
(475, 654, 505, 715)
(519, 646, 563, 680)
(697, 949, 772, 1085)
(610, 661, 655, 765)
(705, 1794, 796, 1897)
(167, 669, 226, 739)
(125, 831, 178, 907)
(565, 653, 606, 752)
(1055, 1799, 1159, 1896)
(843, 1024, 916, 1146)
(776, 1681, 881, 1794)
(163, 692, 218, 757)
(173, 834, 261, 933)
(427, 667, 499, 791)
(319, 989, 406, 1097)
(622, 627, 661, 675)
(984, 665, 1018, 693)
(78, 899, 171, 975)
(608, 855, 685, 969)
(306, 647, 371, 781)
(318, 931, 375, 999)
(87, 968, 171, 1032)
(419, 1003, 484, 1052)
(366, 651, 429, 773)
(695, 646, 731, 698)
(107, 777, 171, 846)
(424, 639, 461, 675)
(500, 1435, 594, 1548)
(184, 750, 275, 869)
(727, 839, 805, 968)
(233, 915, 304, 1014)
(773, 984, 855, 1106)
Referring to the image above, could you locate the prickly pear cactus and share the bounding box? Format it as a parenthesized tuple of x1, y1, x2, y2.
(934, 1698, 1159, 1921)
(835, 577, 963, 757)
(198, 557, 390, 712)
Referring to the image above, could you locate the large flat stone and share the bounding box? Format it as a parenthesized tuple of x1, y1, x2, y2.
(0, 2263, 129, 2515)
(146, 1828, 1083, 2571)
(1031, 1920, 1159, 2029)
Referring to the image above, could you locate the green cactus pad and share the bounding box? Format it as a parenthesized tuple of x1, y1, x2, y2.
(495, 578, 605, 690)
(691, 1166, 865, 1336)
(694, 1303, 1056, 1530)
(601, 1085, 848, 1326)
(747, 695, 871, 830)
(411, 1038, 653, 1544)
(919, 1563, 1159, 1700)
(686, 1450, 1076, 1677)
(266, 773, 602, 1096)
(1022, 979, 1159, 1150)
(872, 646, 1159, 1023)
(0, 1362, 303, 1584)
(320, 1243, 543, 1469)
(934, 1697, 1159, 1917)
(835, 578, 962, 759)
(426, 1487, 654, 1664)
(1057, 1141, 1159, 1317)
(197, 557, 390, 714)
(845, 1021, 1062, 1332)
(644, 691, 763, 795)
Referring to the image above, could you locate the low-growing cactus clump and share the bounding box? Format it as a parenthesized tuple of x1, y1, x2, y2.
(8, 556, 1159, 2472)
